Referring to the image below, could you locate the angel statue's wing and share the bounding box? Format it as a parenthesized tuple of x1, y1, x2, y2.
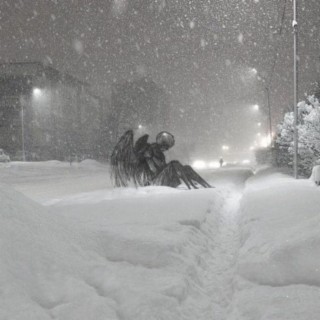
(134, 134, 149, 157)
(133, 133, 152, 186)
(110, 130, 137, 187)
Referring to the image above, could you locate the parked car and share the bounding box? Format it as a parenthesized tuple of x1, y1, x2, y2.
(0, 149, 10, 162)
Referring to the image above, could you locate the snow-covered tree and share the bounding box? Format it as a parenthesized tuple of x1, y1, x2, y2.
(276, 95, 320, 176)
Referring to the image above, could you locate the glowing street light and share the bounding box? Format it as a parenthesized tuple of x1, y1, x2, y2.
(253, 104, 259, 111)
(33, 87, 43, 99)
(257, 122, 262, 127)
(222, 145, 229, 151)
(260, 135, 271, 148)
(251, 68, 258, 75)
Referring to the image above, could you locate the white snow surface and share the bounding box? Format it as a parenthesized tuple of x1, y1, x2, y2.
(310, 165, 320, 185)
(0, 161, 320, 319)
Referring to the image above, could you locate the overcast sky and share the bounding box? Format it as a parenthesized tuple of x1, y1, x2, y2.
(1, 0, 319, 160)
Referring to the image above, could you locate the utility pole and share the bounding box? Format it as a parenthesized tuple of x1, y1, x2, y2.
(293, 0, 298, 179)
(265, 86, 272, 145)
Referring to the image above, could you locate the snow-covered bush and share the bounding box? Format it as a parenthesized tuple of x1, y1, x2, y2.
(310, 165, 320, 185)
(276, 95, 320, 177)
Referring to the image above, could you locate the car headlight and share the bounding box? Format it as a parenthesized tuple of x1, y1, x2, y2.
(192, 160, 207, 170)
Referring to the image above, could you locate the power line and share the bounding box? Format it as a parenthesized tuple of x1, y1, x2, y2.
(266, 0, 288, 89)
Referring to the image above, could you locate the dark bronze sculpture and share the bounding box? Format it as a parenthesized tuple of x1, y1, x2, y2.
(111, 130, 212, 189)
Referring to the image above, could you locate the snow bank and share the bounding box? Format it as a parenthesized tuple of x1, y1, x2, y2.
(52, 187, 228, 319)
(0, 161, 113, 204)
(229, 282, 320, 320)
(79, 159, 104, 167)
(0, 178, 228, 319)
(231, 168, 320, 319)
(0, 184, 118, 320)
(310, 164, 320, 185)
(239, 170, 320, 286)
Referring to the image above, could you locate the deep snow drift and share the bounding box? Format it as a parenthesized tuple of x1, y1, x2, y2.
(231, 168, 320, 320)
(1, 161, 320, 320)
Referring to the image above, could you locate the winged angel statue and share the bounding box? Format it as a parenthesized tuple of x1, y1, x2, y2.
(110, 130, 212, 189)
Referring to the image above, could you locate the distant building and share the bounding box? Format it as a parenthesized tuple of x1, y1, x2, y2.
(0, 62, 104, 160)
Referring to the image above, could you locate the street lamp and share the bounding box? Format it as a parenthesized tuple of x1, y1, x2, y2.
(265, 86, 272, 145)
(19, 87, 44, 162)
(19, 96, 28, 161)
(137, 124, 147, 135)
(32, 87, 44, 101)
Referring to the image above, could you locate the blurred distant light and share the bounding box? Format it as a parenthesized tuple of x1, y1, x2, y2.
(257, 122, 262, 127)
(242, 159, 251, 164)
(33, 87, 43, 98)
(250, 146, 255, 151)
(138, 124, 142, 129)
(208, 161, 220, 169)
(222, 145, 229, 150)
(257, 132, 261, 137)
(260, 135, 271, 148)
(251, 68, 258, 75)
(192, 160, 207, 170)
(253, 104, 259, 111)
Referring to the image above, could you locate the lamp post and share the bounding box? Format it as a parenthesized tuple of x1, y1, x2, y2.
(293, 0, 298, 179)
(20, 87, 43, 162)
(265, 86, 272, 145)
(19, 95, 27, 162)
(21, 103, 26, 161)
